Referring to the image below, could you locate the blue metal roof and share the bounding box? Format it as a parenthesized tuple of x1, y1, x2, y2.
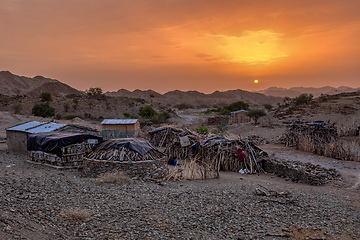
(6, 121, 66, 133)
(231, 110, 248, 114)
(101, 119, 138, 125)
(6, 121, 46, 132)
(27, 122, 66, 133)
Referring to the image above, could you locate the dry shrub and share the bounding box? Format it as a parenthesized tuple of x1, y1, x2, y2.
(94, 171, 131, 185)
(60, 208, 90, 222)
(166, 159, 218, 180)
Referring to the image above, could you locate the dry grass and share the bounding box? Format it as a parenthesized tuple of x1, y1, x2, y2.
(297, 135, 360, 162)
(60, 208, 90, 223)
(94, 171, 131, 185)
(166, 159, 218, 180)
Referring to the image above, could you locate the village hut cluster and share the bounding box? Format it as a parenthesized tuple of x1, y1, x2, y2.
(5, 119, 342, 183)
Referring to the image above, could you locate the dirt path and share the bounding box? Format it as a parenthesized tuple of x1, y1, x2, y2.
(261, 143, 360, 187)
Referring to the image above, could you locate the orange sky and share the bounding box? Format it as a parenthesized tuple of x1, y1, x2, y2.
(1, 0, 359, 93)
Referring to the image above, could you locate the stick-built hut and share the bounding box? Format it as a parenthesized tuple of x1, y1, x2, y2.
(101, 119, 140, 139)
(149, 125, 185, 148)
(6, 121, 99, 152)
(27, 132, 102, 168)
(83, 138, 167, 179)
(167, 136, 269, 175)
(229, 110, 251, 124)
(282, 120, 353, 160)
(196, 137, 268, 173)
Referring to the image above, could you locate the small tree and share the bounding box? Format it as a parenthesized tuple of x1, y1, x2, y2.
(86, 87, 103, 96)
(139, 106, 157, 118)
(246, 108, 267, 125)
(64, 102, 70, 112)
(123, 112, 131, 118)
(32, 103, 55, 117)
(40, 92, 52, 102)
(263, 104, 273, 111)
(293, 93, 313, 105)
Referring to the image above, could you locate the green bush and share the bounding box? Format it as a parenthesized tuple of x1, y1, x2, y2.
(64, 114, 83, 120)
(246, 108, 267, 125)
(139, 106, 157, 118)
(293, 93, 313, 105)
(40, 92, 52, 102)
(32, 103, 55, 117)
(263, 104, 273, 111)
(86, 87, 103, 96)
(196, 126, 209, 135)
(224, 101, 249, 112)
(176, 103, 193, 110)
(123, 112, 131, 118)
(216, 101, 249, 115)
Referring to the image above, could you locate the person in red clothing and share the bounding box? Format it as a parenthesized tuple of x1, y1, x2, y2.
(237, 147, 246, 170)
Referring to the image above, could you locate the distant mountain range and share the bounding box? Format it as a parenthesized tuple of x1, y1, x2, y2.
(258, 86, 360, 98)
(106, 89, 283, 106)
(2, 71, 359, 106)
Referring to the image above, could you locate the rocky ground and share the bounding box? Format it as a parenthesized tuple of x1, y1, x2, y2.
(0, 142, 359, 240)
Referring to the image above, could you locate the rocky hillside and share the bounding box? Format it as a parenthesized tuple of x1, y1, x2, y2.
(0, 71, 82, 97)
(107, 89, 283, 107)
(259, 86, 360, 98)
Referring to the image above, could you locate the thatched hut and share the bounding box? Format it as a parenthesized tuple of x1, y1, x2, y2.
(194, 137, 268, 173)
(149, 125, 184, 148)
(83, 138, 167, 179)
(27, 132, 102, 168)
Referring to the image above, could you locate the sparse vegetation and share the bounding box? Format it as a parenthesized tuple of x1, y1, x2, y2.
(246, 108, 267, 125)
(263, 104, 273, 111)
(63, 102, 70, 112)
(64, 114, 83, 120)
(293, 93, 313, 105)
(196, 126, 209, 135)
(139, 106, 157, 118)
(94, 171, 131, 185)
(212, 120, 229, 136)
(12, 103, 22, 114)
(40, 92, 52, 102)
(32, 103, 55, 117)
(86, 87, 103, 96)
(176, 103, 193, 110)
(216, 101, 249, 115)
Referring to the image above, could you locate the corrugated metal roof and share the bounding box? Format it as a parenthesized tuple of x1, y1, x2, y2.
(231, 110, 248, 114)
(27, 122, 66, 133)
(6, 121, 46, 132)
(101, 119, 138, 125)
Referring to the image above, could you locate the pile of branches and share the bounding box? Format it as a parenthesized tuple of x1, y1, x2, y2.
(282, 120, 359, 161)
(165, 134, 200, 161)
(194, 137, 269, 173)
(283, 120, 338, 148)
(167, 136, 269, 174)
(86, 148, 163, 162)
(149, 125, 185, 148)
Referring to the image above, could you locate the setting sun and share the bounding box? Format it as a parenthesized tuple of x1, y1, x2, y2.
(254, 79, 259, 84)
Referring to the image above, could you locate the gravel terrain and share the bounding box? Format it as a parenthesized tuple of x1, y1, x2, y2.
(0, 143, 359, 240)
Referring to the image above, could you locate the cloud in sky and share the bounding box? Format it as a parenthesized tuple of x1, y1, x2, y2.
(0, 0, 359, 93)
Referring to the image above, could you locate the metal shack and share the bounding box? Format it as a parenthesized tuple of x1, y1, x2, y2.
(229, 110, 251, 124)
(101, 119, 140, 139)
(6, 121, 99, 152)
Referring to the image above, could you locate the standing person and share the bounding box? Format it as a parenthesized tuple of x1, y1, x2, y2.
(237, 147, 246, 170)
